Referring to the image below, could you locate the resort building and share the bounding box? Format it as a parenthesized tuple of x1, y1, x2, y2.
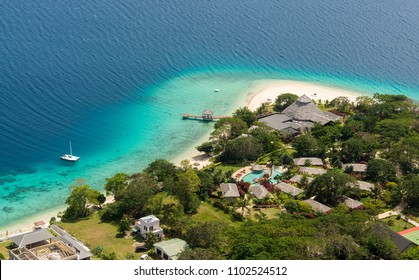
(220, 183, 240, 199)
(398, 227, 419, 246)
(33, 221, 46, 230)
(251, 164, 264, 172)
(134, 215, 164, 238)
(249, 184, 271, 200)
(343, 197, 364, 210)
(258, 95, 341, 136)
(288, 174, 314, 184)
(388, 232, 417, 253)
(153, 238, 188, 260)
(298, 167, 327, 176)
(293, 157, 323, 166)
(303, 199, 331, 214)
(275, 182, 304, 197)
(8, 227, 91, 260)
(202, 109, 214, 120)
(342, 163, 367, 177)
(351, 181, 375, 192)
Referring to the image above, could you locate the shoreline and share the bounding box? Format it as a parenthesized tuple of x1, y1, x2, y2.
(245, 79, 362, 111)
(176, 79, 363, 168)
(0, 79, 366, 238)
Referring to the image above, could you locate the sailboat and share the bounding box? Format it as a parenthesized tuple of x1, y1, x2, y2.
(61, 141, 80, 162)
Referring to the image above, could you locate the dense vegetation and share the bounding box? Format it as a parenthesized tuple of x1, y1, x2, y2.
(60, 93, 418, 260)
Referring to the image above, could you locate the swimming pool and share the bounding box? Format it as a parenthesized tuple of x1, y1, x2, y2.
(241, 171, 264, 183)
(241, 168, 282, 183)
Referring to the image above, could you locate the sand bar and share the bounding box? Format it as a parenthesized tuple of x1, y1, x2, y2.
(245, 79, 363, 111)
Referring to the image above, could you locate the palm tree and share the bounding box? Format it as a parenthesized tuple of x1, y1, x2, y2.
(234, 197, 251, 218)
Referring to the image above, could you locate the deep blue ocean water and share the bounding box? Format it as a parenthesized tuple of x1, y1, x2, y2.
(0, 0, 418, 230)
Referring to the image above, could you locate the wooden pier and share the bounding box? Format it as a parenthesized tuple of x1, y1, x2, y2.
(182, 109, 230, 121)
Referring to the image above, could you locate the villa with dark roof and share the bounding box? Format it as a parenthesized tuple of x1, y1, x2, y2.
(303, 199, 332, 214)
(258, 95, 342, 136)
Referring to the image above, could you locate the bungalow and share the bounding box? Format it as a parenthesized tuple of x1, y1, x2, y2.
(154, 238, 188, 260)
(258, 95, 341, 136)
(343, 197, 364, 210)
(220, 183, 240, 199)
(33, 221, 46, 230)
(342, 163, 367, 177)
(303, 199, 331, 214)
(134, 215, 163, 238)
(288, 174, 314, 184)
(388, 232, 417, 253)
(298, 167, 327, 176)
(351, 181, 375, 192)
(275, 182, 304, 197)
(251, 164, 264, 172)
(249, 184, 271, 200)
(293, 157, 323, 166)
(398, 227, 419, 246)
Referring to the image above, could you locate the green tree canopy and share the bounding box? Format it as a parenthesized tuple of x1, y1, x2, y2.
(307, 170, 356, 206)
(310, 123, 342, 147)
(113, 173, 160, 218)
(366, 159, 397, 185)
(250, 125, 282, 153)
(63, 179, 101, 220)
(144, 159, 178, 183)
(375, 118, 413, 144)
(232, 107, 257, 127)
(388, 135, 419, 175)
(293, 134, 322, 157)
(228, 212, 398, 260)
(184, 221, 224, 249)
(104, 173, 128, 196)
(174, 163, 201, 213)
(400, 174, 419, 210)
(340, 134, 379, 163)
(196, 142, 214, 156)
(178, 248, 223, 260)
(274, 93, 298, 112)
(214, 117, 248, 139)
(328, 96, 352, 114)
(220, 136, 264, 162)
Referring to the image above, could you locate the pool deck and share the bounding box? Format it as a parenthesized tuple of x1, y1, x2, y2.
(232, 166, 254, 180)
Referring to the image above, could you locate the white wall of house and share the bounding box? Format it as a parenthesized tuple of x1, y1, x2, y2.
(135, 215, 163, 237)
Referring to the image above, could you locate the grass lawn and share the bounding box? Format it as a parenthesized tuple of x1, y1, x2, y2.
(0, 240, 13, 259)
(192, 202, 239, 226)
(57, 214, 140, 260)
(382, 216, 414, 232)
(250, 208, 282, 220)
(214, 163, 246, 174)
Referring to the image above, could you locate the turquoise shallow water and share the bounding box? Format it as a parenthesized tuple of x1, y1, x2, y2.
(0, 0, 418, 231)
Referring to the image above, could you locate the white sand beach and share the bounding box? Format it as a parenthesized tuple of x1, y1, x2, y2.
(245, 79, 362, 111)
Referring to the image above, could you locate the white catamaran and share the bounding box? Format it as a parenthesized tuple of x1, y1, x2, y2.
(61, 141, 80, 162)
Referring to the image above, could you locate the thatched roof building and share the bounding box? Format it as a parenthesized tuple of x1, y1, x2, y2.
(258, 95, 341, 135)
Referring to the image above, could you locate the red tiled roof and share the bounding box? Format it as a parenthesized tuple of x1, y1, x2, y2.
(398, 226, 419, 236)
